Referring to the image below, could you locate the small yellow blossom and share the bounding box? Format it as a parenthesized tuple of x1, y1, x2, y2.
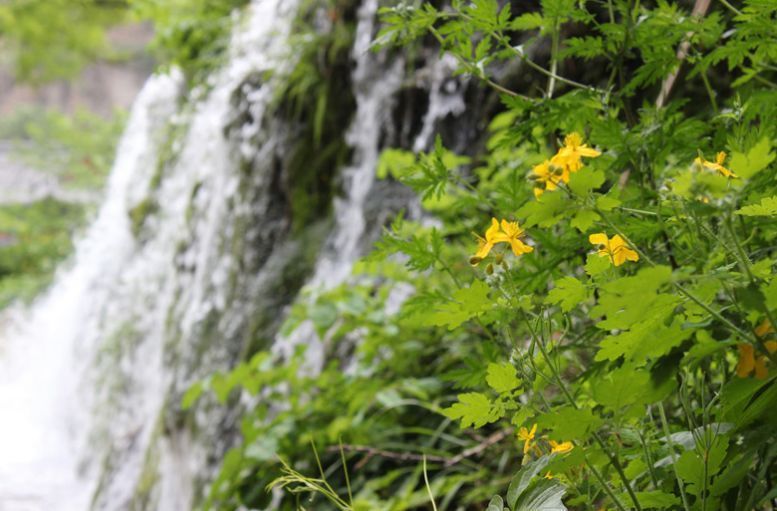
(544, 471, 554, 479)
(694, 151, 738, 178)
(471, 218, 533, 264)
(517, 423, 537, 455)
(549, 440, 574, 454)
(755, 319, 775, 339)
(531, 160, 569, 198)
(550, 132, 601, 173)
(736, 341, 777, 380)
(474, 218, 503, 260)
(499, 219, 534, 256)
(589, 233, 639, 266)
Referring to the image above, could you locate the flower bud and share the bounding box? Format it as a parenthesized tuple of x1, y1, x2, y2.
(486, 263, 494, 275)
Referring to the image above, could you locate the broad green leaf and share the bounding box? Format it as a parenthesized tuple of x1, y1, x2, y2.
(736, 195, 777, 216)
(536, 406, 602, 441)
(426, 279, 491, 329)
(517, 191, 568, 228)
(513, 478, 567, 511)
(570, 208, 599, 231)
(595, 195, 621, 211)
(486, 362, 521, 393)
(596, 317, 693, 363)
(591, 366, 650, 409)
(486, 495, 505, 511)
(628, 491, 680, 509)
(546, 276, 588, 312)
(568, 167, 605, 196)
(585, 253, 610, 276)
(729, 137, 775, 178)
(507, 455, 555, 507)
(442, 392, 500, 428)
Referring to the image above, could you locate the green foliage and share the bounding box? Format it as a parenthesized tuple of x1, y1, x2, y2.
(0, 0, 128, 82)
(129, 0, 251, 86)
(190, 0, 777, 509)
(0, 199, 85, 307)
(0, 107, 127, 190)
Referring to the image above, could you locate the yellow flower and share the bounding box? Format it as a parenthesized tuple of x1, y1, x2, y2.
(499, 219, 534, 256)
(588, 233, 639, 266)
(694, 151, 738, 178)
(544, 471, 554, 479)
(755, 319, 775, 339)
(736, 341, 777, 380)
(550, 132, 601, 173)
(549, 440, 574, 454)
(471, 218, 533, 264)
(517, 423, 537, 455)
(531, 160, 569, 198)
(474, 218, 503, 260)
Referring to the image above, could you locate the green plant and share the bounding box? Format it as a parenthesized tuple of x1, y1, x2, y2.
(190, 0, 777, 509)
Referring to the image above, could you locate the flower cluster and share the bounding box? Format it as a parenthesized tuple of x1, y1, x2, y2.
(518, 423, 574, 458)
(470, 218, 533, 265)
(531, 133, 601, 198)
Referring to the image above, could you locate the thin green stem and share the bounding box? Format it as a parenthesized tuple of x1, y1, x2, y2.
(700, 68, 719, 113)
(423, 456, 439, 511)
(658, 403, 692, 511)
(547, 21, 561, 98)
(718, 0, 743, 16)
(523, 315, 642, 511)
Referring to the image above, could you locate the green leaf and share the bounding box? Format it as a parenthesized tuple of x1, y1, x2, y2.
(546, 276, 588, 312)
(626, 491, 680, 509)
(517, 191, 568, 228)
(181, 381, 204, 410)
(486, 495, 505, 511)
(736, 195, 777, 216)
(596, 317, 693, 363)
(377, 148, 416, 179)
(510, 12, 544, 30)
(442, 392, 500, 429)
(513, 478, 567, 511)
(507, 455, 555, 507)
(536, 407, 602, 441)
(570, 209, 600, 231)
(729, 137, 775, 178)
(762, 277, 777, 311)
(486, 362, 521, 394)
(568, 167, 605, 196)
(591, 366, 650, 409)
(595, 195, 622, 211)
(585, 253, 611, 276)
(426, 279, 492, 330)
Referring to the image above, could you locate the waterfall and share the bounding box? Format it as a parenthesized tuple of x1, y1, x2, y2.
(0, 0, 469, 508)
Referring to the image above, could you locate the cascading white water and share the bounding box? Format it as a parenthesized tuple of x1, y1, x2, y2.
(0, 0, 468, 507)
(0, 0, 299, 508)
(0, 68, 182, 511)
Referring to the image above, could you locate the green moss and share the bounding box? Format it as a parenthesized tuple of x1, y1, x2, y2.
(274, 0, 359, 234)
(128, 197, 158, 239)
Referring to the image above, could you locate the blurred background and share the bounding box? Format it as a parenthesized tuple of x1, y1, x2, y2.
(0, 3, 154, 309)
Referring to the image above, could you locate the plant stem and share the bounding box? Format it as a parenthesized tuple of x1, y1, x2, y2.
(658, 402, 692, 511)
(523, 315, 642, 511)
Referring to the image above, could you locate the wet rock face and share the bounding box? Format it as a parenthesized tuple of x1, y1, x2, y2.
(4, 1, 499, 509)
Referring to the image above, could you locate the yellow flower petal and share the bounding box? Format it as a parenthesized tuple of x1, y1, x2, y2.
(549, 440, 574, 454)
(736, 343, 755, 378)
